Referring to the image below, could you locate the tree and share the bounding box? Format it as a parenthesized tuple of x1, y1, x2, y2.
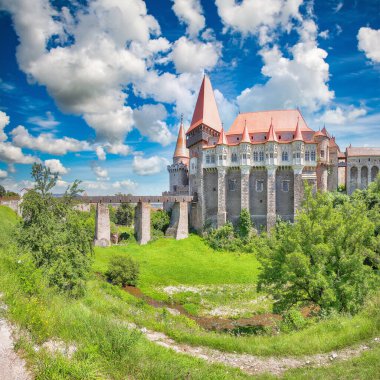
(115, 203, 135, 226)
(258, 185, 379, 314)
(18, 163, 93, 297)
(151, 209, 170, 233)
(237, 208, 252, 242)
(0, 185, 5, 197)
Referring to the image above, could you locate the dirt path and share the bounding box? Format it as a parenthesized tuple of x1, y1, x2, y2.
(133, 323, 379, 376)
(0, 294, 31, 380)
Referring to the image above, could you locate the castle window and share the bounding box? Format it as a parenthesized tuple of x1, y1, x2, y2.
(282, 180, 290, 192)
(256, 180, 264, 192)
(282, 151, 289, 161)
(305, 151, 310, 161)
(311, 151, 316, 161)
(296, 152, 301, 159)
(242, 153, 247, 159)
(173, 185, 177, 192)
(206, 155, 210, 164)
(253, 151, 258, 161)
(231, 153, 238, 162)
(321, 149, 325, 158)
(219, 155, 223, 160)
(223, 154, 227, 160)
(211, 155, 215, 163)
(259, 151, 264, 161)
(270, 153, 274, 158)
(228, 179, 237, 191)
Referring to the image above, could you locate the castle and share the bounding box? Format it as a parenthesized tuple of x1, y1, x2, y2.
(166, 76, 380, 231)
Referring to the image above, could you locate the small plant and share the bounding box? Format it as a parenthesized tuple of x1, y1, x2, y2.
(106, 255, 139, 287)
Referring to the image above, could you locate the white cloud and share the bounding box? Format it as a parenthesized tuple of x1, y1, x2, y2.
(171, 37, 221, 74)
(28, 111, 59, 130)
(319, 30, 329, 39)
(91, 162, 109, 180)
(132, 155, 169, 176)
(358, 27, 380, 63)
(319, 106, 367, 125)
(44, 159, 69, 175)
(0, 110, 10, 142)
(0, 169, 8, 178)
(334, 1, 344, 13)
(95, 146, 106, 161)
(11, 126, 91, 155)
(0, 142, 38, 164)
(171, 0, 205, 37)
(133, 104, 174, 146)
(82, 179, 137, 194)
(215, 0, 303, 42)
(214, 89, 238, 129)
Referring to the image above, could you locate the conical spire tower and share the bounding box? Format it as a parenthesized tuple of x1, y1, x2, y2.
(173, 115, 189, 165)
(187, 75, 222, 134)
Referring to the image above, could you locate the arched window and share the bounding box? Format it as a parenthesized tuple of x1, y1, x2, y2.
(282, 151, 288, 161)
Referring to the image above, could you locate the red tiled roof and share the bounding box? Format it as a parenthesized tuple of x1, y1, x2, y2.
(346, 147, 380, 157)
(187, 75, 222, 134)
(267, 120, 278, 142)
(226, 109, 313, 135)
(173, 120, 189, 160)
(217, 128, 228, 145)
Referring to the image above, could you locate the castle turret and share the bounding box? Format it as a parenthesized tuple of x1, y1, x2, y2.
(167, 117, 189, 196)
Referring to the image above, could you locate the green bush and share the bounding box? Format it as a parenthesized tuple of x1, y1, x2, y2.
(115, 203, 134, 226)
(151, 209, 170, 233)
(204, 222, 240, 251)
(280, 308, 309, 333)
(236, 208, 253, 241)
(106, 255, 139, 287)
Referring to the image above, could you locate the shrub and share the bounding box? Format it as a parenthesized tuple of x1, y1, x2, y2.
(115, 203, 135, 226)
(280, 308, 309, 333)
(151, 209, 170, 233)
(237, 208, 252, 241)
(204, 223, 240, 251)
(106, 255, 139, 287)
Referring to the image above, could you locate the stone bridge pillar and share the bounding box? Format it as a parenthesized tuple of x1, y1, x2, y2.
(267, 167, 276, 232)
(94, 203, 111, 247)
(166, 201, 189, 240)
(134, 202, 151, 245)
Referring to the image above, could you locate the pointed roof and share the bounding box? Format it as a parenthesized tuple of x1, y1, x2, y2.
(293, 117, 303, 141)
(187, 75, 222, 134)
(217, 128, 227, 145)
(173, 117, 189, 160)
(241, 121, 250, 143)
(321, 125, 330, 138)
(267, 119, 278, 142)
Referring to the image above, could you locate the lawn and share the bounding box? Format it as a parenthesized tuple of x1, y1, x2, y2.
(1, 205, 380, 379)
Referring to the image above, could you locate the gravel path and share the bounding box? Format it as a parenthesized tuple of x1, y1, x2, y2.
(139, 326, 379, 376)
(0, 293, 31, 380)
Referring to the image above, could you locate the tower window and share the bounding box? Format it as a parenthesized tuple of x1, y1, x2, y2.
(256, 180, 264, 192)
(231, 153, 238, 162)
(206, 155, 210, 164)
(282, 151, 288, 161)
(311, 151, 316, 161)
(282, 180, 290, 192)
(259, 151, 264, 161)
(270, 153, 274, 158)
(296, 152, 301, 159)
(211, 155, 215, 163)
(305, 151, 310, 161)
(228, 179, 237, 191)
(242, 153, 247, 159)
(320, 149, 325, 158)
(253, 151, 258, 161)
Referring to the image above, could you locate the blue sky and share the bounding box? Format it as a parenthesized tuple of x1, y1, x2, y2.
(0, 0, 379, 195)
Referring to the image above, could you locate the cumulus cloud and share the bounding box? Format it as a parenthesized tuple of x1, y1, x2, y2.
(171, 0, 205, 37)
(10, 126, 91, 155)
(83, 179, 137, 193)
(0, 110, 10, 142)
(95, 146, 106, 161)
(133, 104, 174, 146)
(358, 27, 380, 63)
(44, 159, 69, 175)
(91, 162, 109, 180)
(28, 111, 59, 130)
(214, 89, 238, 129)
(0, 142, 38, 164)
(0, 169, 8, 178)
(171, 37, 221, 74)
(319, 106, 367, 125)
(132, 155, 169, 176)
(215, 0, 303, 43)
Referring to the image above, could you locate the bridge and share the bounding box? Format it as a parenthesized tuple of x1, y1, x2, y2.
(77, 195, 194, 246)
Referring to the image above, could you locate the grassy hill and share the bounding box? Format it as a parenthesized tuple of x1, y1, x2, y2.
(0, 205, 379, 379)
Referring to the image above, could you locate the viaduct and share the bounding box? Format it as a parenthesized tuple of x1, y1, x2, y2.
(76, 195, 193, 246)
(0, 195, 194, 246)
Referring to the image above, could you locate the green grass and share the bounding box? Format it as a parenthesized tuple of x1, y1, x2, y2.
(1, 205, 380, 379)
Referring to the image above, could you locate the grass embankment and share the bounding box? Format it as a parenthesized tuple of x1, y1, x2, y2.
(0, 206, 251, 379)
(1, 205, 380, 379)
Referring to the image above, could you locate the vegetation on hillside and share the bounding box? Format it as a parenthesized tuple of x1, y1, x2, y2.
(17, 163, 94, 297)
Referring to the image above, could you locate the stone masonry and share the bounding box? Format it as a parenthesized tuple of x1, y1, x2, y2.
(94, 203, 111, 247)
(134, 202, 151, 245)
